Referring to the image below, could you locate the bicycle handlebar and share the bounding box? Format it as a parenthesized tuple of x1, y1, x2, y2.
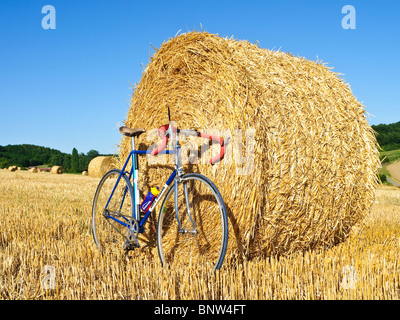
(150, 124, 227, 165)
(198, 132, 226, 165)
(150, 124, 170, 156)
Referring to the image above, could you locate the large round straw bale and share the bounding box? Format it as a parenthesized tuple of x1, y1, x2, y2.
(8, 166, 18, 172)
(88, 156, 116, 178)
(50, 166, 63, 174)
(82, 170, 88, 176)
(29, 167, 38, 173)
(120, 31, 380, 260)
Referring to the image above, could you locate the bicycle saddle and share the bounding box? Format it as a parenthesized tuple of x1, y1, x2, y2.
(119, 126, 146, 138)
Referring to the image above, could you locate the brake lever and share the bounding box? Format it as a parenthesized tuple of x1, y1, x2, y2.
(224, 137, 231, 146)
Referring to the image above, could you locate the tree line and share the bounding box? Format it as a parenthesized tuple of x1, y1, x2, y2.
(371, 121, 400, 151)
(1, 121, 398, 172)
(0, 144, 104, 173)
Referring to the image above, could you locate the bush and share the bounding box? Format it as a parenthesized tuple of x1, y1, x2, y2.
(378, 172, 387, 183)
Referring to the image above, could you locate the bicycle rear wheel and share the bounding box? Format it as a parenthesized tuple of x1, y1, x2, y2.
(157, 173, 228, 270)
(92, 169, 135, 254)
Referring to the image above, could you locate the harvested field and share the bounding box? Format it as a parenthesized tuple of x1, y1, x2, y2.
(0, 169, 399, 300)
(387, 161, 400, 182)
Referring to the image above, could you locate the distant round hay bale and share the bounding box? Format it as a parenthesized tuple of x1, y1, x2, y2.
(50, 166, 63, 174)
(82, 171, 88, 176)
(29, 167, 38, 173)
(8, 166, 17, 172)
(88, 156, 116, 178)
(120, 31, 380, 261)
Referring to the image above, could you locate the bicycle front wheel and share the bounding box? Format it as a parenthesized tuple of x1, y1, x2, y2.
(92, 169, 134, 254)
(157, 173, 228, 270)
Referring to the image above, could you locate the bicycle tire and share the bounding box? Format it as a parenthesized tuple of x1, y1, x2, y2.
(157, 173, 228, 270)
(92, 169, 135, 254)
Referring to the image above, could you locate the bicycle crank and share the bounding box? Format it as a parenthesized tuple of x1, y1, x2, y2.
(123, 218, 140, 252)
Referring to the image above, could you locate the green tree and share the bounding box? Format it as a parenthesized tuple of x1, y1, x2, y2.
(71, 148, 79, 173)
(62, 154, 71, 172)
(372, 121, 400, 151)
(78, 152, 88, 172)
(0, 157, 9, 169)
(49, 154, 58, 166)
(87, 149, 99, 160)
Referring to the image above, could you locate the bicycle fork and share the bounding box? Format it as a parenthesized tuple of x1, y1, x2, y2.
(175, 178, 197, 235)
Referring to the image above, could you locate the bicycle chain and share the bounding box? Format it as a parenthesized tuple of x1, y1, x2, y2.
(103, 210, 140, 250)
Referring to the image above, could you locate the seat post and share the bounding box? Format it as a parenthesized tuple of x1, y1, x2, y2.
(131, 136, 135, 152)
(131, 135, 140, 221)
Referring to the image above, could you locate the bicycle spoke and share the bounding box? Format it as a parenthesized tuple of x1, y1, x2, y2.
(92, 170, 135, 254)
(157, 173, 228, 270)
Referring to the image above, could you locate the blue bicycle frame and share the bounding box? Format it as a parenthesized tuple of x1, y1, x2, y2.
(103, 147, 177, 233)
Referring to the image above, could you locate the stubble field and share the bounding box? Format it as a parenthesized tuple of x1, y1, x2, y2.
(1, 169, 399, 300)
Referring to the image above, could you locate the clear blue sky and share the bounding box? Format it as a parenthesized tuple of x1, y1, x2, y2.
(0, 0, 399, 155)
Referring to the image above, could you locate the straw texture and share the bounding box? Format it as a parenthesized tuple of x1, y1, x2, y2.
(50, 166, 63, 174)
(119, 31, 380, 260)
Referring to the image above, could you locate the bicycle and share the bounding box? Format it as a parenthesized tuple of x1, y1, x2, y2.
(91, 108, 229, 270)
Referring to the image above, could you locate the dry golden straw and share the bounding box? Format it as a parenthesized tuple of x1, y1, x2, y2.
(50, 166, 63, 174)
(88, 156, 116, 178)
(119, 31, 380, 261)
(1, 170, 399, 300)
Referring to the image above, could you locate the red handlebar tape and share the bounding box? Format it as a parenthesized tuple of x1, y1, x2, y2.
(151, 125, 226, 164)
(198, 132, 226, 165)
(150, 124, 169, 156)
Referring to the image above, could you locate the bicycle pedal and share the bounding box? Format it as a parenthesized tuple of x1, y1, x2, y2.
(123, 236, 140, 251)
(123, 240, 140, 252)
